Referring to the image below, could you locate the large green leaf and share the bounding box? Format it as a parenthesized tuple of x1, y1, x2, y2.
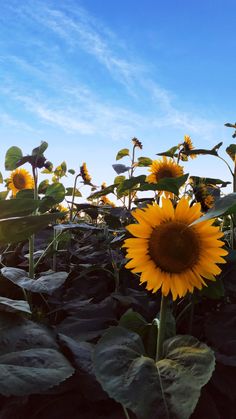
(0, 199, 39, 219)
(0, 313, 74, 396)
(32, 141, 48, 156)
(1, 268, 68, 295)
(116, 175, 146, 196)
(191, 193, 236, 225)
(45, 183, 65, 203)
(94, 326, 215, 419)
(116, 148, 130, 161)
(138, 174, 189, 195)
(0, 213, 62, 244)
(5, 146, 23, 170)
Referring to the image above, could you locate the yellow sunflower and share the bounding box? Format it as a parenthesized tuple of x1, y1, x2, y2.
(8, 168, 34, 196)
(203, 195, 215, 209)
(182, 135, 197, 159)
(80, 162, 92, 183)
(100, 196, 115, 207)
(123, 197, 227, 300)
(146, 157, 183, 198)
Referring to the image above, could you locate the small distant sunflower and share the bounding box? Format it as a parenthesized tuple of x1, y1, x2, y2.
(8, 168, 34, 196)
(123, 197, 227, 300)
(146, 157, 184, 198)
(100, 196, 115, 207)
(182, 135, 197, 159)
(80, 162, 92, 183)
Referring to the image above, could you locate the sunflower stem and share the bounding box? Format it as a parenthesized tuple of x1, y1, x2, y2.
(69, 173, 80, 221)
(122, 405, 131, 419)
(156, 295, 168, 361)
(28, 166, 38, 279)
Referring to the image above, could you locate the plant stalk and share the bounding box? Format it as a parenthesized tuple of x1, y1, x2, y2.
(156, 295, 168, 361)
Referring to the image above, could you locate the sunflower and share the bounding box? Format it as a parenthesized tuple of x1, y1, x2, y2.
(100, 196, 115, 207)
(182, 135, 197, 159)
(123, 197, 227, 300)
(132, 137, 143, 149)
(80, 162, 92, 183)
(203, 195, 215, 209)
(146, 157, 183, 198)
(8, 168, 34, 196)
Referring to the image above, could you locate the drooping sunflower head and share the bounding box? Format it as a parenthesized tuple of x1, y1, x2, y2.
(192, 182, 216, 211)
(123, 197, 227, 300)
(181, 135, 197, 159)
(132, 137, 143, 149)
(80, 162, 92, 183)
(8, 168, 34, 197)
(100, 196, 115, 207)
(204, 195, 215, 209)
(146, 157, 184, 198)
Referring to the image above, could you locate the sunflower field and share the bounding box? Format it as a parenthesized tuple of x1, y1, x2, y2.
(1, 128, 236, 419)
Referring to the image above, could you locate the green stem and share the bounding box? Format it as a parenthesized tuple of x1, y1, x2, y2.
(28, 166, 38, 279)
(28, 234, 35, 279)
(34, 230, 63, 270)
(69, 174, 80, 221)
(122, 406, 131, 419)
(156, 295, 168, 361)
(128, 145, 136, 211)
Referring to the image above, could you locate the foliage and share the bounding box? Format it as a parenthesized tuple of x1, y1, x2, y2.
(0, 132, 235, 418)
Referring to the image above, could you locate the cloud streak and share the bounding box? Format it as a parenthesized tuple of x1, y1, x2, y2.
(0, 0, 220, 144)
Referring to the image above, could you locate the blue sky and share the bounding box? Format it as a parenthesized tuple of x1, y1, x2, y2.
(0, 0, 235, 194)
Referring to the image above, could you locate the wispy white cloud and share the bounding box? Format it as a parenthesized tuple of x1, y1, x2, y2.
(0, 0, 221, 143)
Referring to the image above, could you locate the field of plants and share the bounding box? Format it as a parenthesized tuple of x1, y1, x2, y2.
(0, 127, 236, 419)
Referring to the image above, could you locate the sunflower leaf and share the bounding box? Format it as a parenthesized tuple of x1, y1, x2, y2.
(191, 193, 236, 225)
(0, 312, 74, 396)
(88, 184, 116, 200)
(5, 147, 23, 170)
(45, 183, 66, 204)
(137, 157, 153, 167)
(0, 213, 63, 244)
(94, 326, 215, 419)
(226, 144, 236, 162)
(138, 174, 188, 195)
(116, 148, 130, 161)
(157, 146, 179, 158)
(0, 199, 39, 218)
(112, 164, 131, 174)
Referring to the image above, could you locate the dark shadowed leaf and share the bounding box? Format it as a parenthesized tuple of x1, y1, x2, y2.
(0, 296, 31, 314)
(0, 213, 62, 244)
(0, 312, 74, 396)
(94, 327, 215, 419)
(112, 164, 131, 174)
(226, 144, 236, 162)
(1, 267, 68, 295)
(0, 199, 39, 218)
(32, 141, 48, 156)
(191, 193, 236, 225)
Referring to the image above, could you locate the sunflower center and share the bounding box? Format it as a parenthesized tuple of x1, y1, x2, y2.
(149, 221, 200, 273)
(13, 174, 26, 189)
(156, 168, 174, 180)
